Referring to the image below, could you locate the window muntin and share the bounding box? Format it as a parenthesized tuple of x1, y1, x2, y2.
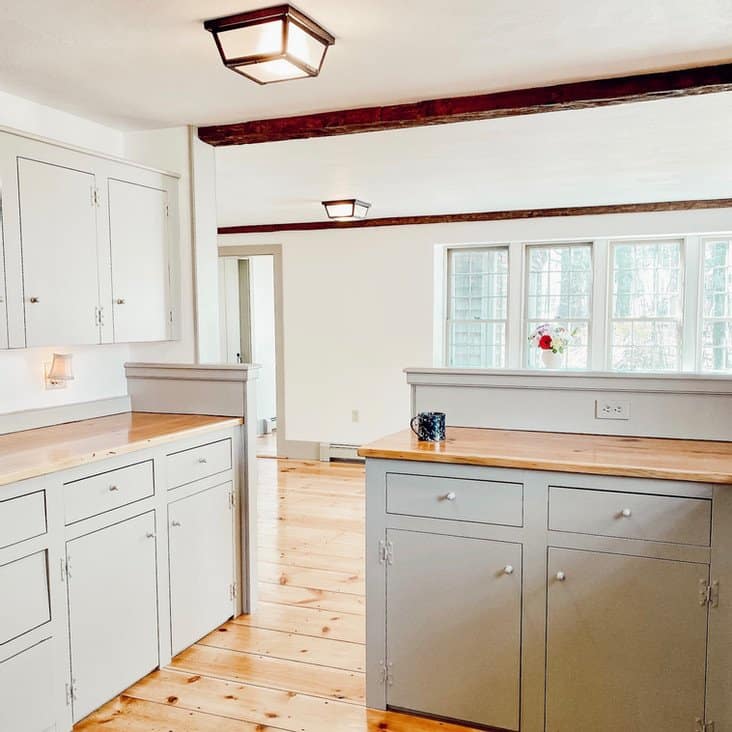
(525, 243, 592, 369)
(446, 247, 508, 368)
(609, 239, 683, 371)
(701, 238, 732, 371)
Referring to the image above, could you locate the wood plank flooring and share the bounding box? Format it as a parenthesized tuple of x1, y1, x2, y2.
(75, 457, 479, 731)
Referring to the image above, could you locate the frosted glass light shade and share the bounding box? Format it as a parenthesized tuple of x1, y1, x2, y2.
(205, 5, 335, 85)
(47, 353, 74, 384)
(322, 199, 372, 220)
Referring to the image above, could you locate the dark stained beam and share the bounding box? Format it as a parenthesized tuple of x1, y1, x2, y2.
(218, 198, 732, 235)
(200, 63, 732, 146)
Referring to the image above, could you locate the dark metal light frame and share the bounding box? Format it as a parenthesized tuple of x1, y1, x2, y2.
(322, 199, 372, 220)
(204, 4, 335, 85)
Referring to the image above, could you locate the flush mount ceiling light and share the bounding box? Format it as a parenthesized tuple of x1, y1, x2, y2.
(204, 4, 335, 85)
(322, 199, 371, 220)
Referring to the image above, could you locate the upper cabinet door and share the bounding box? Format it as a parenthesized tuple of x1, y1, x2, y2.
(108, 179, 170, 343)
(18, 158, 100, 346)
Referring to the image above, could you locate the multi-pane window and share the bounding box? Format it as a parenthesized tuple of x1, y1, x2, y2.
(701, 238, 732, 371)
(525, 243, 592, 368)
(446, 247, 508, 368)
(609, 240, 683, 371)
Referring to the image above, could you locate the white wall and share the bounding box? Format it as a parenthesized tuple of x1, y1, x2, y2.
(219, 207, 732, 447)
(0, 91, 196, 415)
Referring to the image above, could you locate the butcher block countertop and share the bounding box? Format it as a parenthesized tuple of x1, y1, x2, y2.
(358, 427, 732, 484)
(0, 411, 242, 488)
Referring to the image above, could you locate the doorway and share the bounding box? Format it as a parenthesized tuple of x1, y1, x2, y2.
(219, 252, 279, 457)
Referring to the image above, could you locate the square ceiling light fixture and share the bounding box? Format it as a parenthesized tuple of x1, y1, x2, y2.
(204, 4, 335, 85)
(322, 199, 372, 220)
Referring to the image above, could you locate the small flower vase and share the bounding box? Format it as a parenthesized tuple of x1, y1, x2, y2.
(541, 350, 563, 369)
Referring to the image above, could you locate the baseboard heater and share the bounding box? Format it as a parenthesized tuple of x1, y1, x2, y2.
(318, 442, 364, 462)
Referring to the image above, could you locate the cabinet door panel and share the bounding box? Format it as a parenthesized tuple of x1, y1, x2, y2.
(546, 547, 708, 732)
(0, 196, 7, 349)
(386, 530, 521, 730)
(169, 482, 235, 655)
(108, 179, 169, 343)
(18, 158, 99, 346)
(67, 512, 158, 722)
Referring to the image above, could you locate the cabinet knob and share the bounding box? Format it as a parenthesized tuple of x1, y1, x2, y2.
(620, 508, 632, 518)
(171, 520, 182, 528)
(555, 571, 567, 582)
(146, 532, 156, 539)
(503, 565, 515, 575)
(198, 457, 208, 464)
(443, 491, 456, 501)
(29, 296, 39, 303)
(108, 485, 119, 492)
(115, 298, 126, 305)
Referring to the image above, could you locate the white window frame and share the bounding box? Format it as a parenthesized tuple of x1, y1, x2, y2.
(697, 235, 732, 373)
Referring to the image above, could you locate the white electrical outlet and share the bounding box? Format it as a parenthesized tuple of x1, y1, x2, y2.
(595, 399, 631, 420)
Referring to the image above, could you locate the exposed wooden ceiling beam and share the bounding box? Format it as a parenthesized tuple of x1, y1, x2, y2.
(200, 63, 732, 146)
(218, 198, 732, 235)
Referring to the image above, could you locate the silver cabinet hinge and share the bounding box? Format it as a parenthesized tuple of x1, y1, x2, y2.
(65, 679, 78, 706)
(378, 539, 393, 565)
(228, 490, 236, 509)
(699, 579, 719, 608)
(90, 186, 100, 207)
(60, 556, 71, 582)
(94, 305, 104, 327)
(165, 203, 169, 217)
(229, 583, 238, 600)
(696, 718, 714, 732)
(378, 659, 393, 686)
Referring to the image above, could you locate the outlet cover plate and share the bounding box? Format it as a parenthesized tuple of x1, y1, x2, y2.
(595, 399, 631, 420)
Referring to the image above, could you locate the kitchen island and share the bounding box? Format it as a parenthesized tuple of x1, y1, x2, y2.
(359, 427, 732, 732)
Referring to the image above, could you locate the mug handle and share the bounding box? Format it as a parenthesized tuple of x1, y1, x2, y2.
(410, 416, 420, 437)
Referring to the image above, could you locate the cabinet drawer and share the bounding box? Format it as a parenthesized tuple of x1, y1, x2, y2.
(0, 491, 47, 549)
(0, 550, 50, 645)
(64, 460, 154, 525)
(548, 486, 712, 546)
(167, 439, 232, 490)
(386, 473, 523, 527)
(0, 639, 55, 732)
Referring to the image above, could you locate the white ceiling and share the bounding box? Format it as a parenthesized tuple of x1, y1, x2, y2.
(215, 93, 732, 225)
(0, 1, 731, 129)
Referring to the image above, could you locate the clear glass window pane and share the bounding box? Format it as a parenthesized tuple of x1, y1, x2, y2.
(701, 239, 732, 372)
(525, 243, 592, 368)
(447, 247, 508, 368)
(609, 239, 683, 372)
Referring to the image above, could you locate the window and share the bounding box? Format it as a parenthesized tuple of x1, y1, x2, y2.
(609, 239, 683, 371)
(525, 243, 592, 368)
(701, 238, 732, 371)
(446, 247, 508, 368)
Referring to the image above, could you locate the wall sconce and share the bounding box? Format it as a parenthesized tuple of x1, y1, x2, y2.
(322, 199, 371, 220)
(204, 4, 335, 85)
(45, 353, 74, 390)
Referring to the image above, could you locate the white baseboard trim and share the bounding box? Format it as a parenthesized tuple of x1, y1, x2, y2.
(0, 395, 132, 436)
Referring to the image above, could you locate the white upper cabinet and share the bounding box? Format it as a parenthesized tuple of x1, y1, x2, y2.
(109, 179, 170, 343)
(0, 128, 180, 349)
(18, 158, 101, 346)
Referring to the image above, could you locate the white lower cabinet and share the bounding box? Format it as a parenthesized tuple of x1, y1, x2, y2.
(0, 639, 56, 732)
(545, 547, 709, 732)
(66, 511, 159, 723)
(168, 482, 235, 655)
(385, 529, 522, 731)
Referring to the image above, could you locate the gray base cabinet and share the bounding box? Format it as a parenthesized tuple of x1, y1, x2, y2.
(386, 529, 521, 730)
(66, 511, 159, 722)
(366, 459, 729, 732)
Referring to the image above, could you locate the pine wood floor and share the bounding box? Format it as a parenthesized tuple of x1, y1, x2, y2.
(75, 456, 479, 731)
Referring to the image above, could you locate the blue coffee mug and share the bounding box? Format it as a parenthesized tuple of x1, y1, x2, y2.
(410, 412, 446, 442)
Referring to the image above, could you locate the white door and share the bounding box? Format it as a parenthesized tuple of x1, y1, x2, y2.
(386, 530, 522, 730)
(546, 547, 709, 732)
(168, 482, 235, 655)
(66, 512, 158, 722)
(108, 179, 169, 343)
(0, 209, 7, 349)
(18, 158, 100, 346)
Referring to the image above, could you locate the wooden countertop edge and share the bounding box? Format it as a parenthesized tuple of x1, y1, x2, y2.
(356, 446, 732, 485)
(0, 416, 243, 488)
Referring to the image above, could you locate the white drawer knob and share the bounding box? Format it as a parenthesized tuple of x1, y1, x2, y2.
(555, 571, 566, 582)
(198, 457, 208, 464)
(620, 508, 632, 518)
(171, 520, 182, 528)
(108, 485, 119, 492)
(503, 565, 514, 575)
(443, 491, 456, 501)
